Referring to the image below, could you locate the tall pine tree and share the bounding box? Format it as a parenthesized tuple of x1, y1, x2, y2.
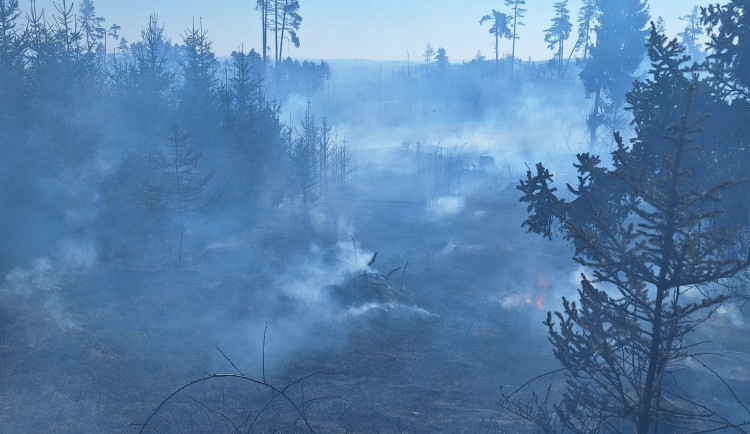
(580, 0, 649, 146)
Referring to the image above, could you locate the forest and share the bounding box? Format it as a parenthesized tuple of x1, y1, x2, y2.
(1, 0, 749, 432)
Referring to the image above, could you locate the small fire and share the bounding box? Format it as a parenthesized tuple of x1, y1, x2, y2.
(524, 293, 545, 311)
(519, 272, 551, 311)
(535, 295, 545, 310)
(535, 272, 550, 311)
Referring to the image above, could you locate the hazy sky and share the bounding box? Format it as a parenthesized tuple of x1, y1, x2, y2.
(26, 1, 698, 61)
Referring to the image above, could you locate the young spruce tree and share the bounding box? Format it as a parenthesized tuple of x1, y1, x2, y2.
(516, 28, 750, 433)
(145, 126, 217, 268)
(290, 103, 319, 230)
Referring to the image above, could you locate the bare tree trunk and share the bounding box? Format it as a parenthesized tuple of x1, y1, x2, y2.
(510, 7, 517, 81)
(494, 32, 499, 82)
(178, 220, 184, 268)
(637, 141, 683, 434)
(273, 0, 279, 64)
(176, 163, 184, 268)
(279, 0, 287, 62)
(558, 39, 564, 81)
(589, 87, 601, 145)
(302, 186, 309, 230)
(260, 0, 268, 65)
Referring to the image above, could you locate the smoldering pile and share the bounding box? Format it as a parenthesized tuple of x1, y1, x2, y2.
(276, 239, 439, 327)
(324, 251, 439, 322)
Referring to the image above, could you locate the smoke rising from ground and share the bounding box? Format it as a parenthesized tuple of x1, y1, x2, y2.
(1, 4, 748, 430)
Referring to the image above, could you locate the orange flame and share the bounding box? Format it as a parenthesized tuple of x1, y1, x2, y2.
(535, 295, 545, 310)
(535, 272, 550, 311)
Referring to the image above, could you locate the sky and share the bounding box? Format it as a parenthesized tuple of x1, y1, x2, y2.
(25, 1, 700, 61)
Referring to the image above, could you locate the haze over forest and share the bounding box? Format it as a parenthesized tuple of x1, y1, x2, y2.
(1, 0, 750, 433)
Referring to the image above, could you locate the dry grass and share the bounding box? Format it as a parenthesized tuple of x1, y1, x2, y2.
(1, 185, 746, 432)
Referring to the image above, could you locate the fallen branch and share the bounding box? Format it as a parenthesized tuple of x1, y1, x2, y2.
(399, 260, 409, 292)
(138, 371, 338, 433)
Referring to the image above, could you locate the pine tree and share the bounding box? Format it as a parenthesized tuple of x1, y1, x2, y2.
(145, 126, 217, 268)
(580, 0, 649, 146)
(545, 0, 572, 81)
(576, 0, 599, 62)
(77, 0, 104, 56)
(318, 114, 333, 192)
(423, 43, 435, 71)
(179, 18, 217, 135)
(516, 28, 750, 433)
(277, 0, 301, 63)
(230, 47, 262, 120)
(678, 7, 702, 59)
(52, 0, 83, 60)
(480, 9, 511, 81)
(703, 0, 750, 102)
(518, 89, 750, 434)
(290, 103, 319, 229)
(702, 0, 750, 303)
(127, 14, 174, 129)
(504, 0, 526, 79)
(0, 0, 24, 122)
(332, 137, 355, 195)
(626, 25, 697, 180)
(435, 47, 449, 70)
(255, 0, 270, 65)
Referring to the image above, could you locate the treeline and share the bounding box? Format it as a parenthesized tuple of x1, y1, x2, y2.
(0, 0, 347, 272)
(372, 0, 707, 142)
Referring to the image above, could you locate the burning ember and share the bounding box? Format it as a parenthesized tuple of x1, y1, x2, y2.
(536, 272, 549, 310)
(535, 294, 545, 310)
(523, 272, 550, 311)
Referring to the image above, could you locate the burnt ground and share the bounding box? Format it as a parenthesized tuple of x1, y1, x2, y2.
(1, 174, 748, 433)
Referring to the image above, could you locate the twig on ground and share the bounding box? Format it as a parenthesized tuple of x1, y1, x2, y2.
(350, 235, 358, 267)
(138, 372, 338, 434)
(399, 260, 409, 292)
(216, 347, 244, 376)
(384, 267, 401, 279)
(187, 396, 242, 433)
(139, 341, 343, 434)
(497, 367, 566, 405)
(263, 321, 268, 383)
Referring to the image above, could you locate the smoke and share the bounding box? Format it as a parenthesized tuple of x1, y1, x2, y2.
(276, 241, 371, 305)
(714, 302, 747, 328)
(282, 92, 314, 124)
(499, 292, 528, 310)
(56, 237, 99, 271)
(42, 291, 81, 331)
(5, 257, 55, 287)
(313, 65, 594, 192)
(424, 196, 466, 221)
(4, 44, 748, 432)
(2, 236, 99, 335)
(6, 237, 99, 287)
(339, 302, 439, 320)
(208, 236, 438, 376)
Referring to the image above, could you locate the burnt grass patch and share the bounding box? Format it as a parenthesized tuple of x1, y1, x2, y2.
(2, 186, 747, 432)
(0, 191, 565, 432)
